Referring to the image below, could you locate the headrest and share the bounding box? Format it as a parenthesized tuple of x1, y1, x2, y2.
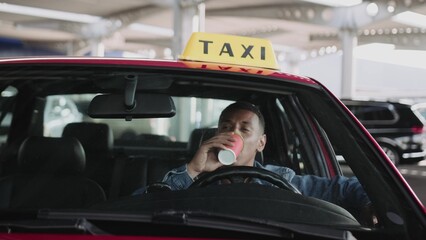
(18, 136, 86, 175)
(187, 128, 217, 157)
(62, 122, 113, 153)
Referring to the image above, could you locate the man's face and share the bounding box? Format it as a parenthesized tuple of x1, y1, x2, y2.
(218, 109, 266, 166)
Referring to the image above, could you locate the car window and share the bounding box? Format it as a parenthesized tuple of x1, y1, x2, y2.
(274, 97, 325, 176)
(347, 104, 397, 124)
(44, 95, 83, 137)
(413, 104, 426, 122)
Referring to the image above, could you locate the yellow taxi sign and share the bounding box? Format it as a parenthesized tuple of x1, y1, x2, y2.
(179, 32, 280, 70)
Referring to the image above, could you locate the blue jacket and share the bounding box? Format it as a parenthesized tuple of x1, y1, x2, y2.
(151, 161, 371, 214)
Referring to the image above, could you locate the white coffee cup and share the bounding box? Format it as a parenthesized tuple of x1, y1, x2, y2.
(218, 132, 244, 165)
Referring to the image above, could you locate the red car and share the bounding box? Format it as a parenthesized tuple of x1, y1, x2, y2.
(0, 33, 424, 240)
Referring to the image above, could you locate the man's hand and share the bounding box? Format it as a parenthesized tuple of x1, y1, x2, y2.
(187, 132, 236, 179)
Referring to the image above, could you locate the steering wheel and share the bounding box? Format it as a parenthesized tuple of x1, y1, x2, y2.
(190, 166, 301, 194)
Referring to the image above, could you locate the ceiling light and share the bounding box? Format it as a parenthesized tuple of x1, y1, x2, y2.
(302, 0, 362, 7)
(392, 11, 426, 28)
(366, 3, 379, 17)
(0, 3, 100, 23)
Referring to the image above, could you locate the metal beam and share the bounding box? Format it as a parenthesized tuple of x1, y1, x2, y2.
(360, 28, 426, 50)
(310, 27, 426, 50)
(207, 3, 330, 25)
(126, 38, 172, 48)
(207, 1, 426, 29)
(16, 5, 164, 40)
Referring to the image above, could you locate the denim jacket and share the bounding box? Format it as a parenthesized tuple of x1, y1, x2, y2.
(156, 161, 371, 213)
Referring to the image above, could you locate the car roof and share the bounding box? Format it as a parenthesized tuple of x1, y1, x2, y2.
(341, 98, 416, 107)
(0, 56, 317, 84)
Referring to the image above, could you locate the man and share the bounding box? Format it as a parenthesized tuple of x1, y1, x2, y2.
(139, 101, 374, 225)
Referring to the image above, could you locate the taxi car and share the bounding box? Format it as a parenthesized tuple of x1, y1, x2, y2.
(0, 33, 424, 240)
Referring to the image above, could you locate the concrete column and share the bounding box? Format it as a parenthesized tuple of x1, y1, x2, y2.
(89, 38, 105, 57)
(65, 42, 74, 56)
(200, 99, 213, 127)
(173, 0, 206, 140)
(172, 0, 205, 59)
(340, 29, 357, 99)
(285, 51, 302, 74)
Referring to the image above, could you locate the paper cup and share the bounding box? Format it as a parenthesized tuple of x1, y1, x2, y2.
(218, 132, 244, 165)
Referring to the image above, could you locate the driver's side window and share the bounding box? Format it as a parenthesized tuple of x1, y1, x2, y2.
(273, 98, 311, 175)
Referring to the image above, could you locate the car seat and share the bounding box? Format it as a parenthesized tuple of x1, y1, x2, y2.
(62, 122, 114, 196)
(0, 136, 106, 209)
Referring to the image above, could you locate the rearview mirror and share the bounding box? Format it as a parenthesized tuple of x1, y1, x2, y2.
(88, 94, 176, 120)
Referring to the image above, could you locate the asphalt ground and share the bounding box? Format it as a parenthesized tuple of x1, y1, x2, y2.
(399, 160, 426, 205)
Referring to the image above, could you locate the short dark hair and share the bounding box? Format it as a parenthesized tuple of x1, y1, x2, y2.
(219, 101, 265, 132)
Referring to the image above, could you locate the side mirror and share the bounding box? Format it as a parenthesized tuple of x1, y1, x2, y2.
(88, 93, 176, 120)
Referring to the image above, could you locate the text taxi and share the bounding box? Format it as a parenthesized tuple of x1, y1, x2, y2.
(179, 32, 278, 75)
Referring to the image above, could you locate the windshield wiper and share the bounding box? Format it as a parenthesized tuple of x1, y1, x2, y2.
(0, 218, 108, 235)
(34, 209, 293, 238)
(34, 209, 360, 239)
(152, 210, 363, 240)
(0, 209, 365, 239)
(152, 210, 293, 238)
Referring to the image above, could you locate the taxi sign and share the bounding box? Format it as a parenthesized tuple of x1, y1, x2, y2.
(179, 32, 280, 70)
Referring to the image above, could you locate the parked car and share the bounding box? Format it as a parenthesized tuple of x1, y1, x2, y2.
(0, 33, 424, 240)
(342, 99, 426, 165)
